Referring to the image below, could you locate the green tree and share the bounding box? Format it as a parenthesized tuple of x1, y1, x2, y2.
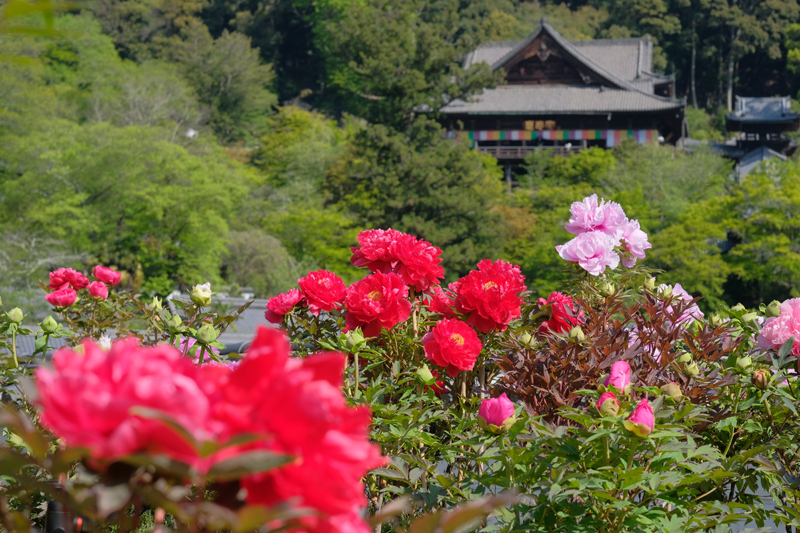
(324, 116, 506, 278)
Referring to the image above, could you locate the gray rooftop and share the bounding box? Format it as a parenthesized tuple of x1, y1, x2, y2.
(443, 85, 682, 115)
(727, 96, 799, 123)
(447, 20, 681, 116)
(736, 145, 786, 179)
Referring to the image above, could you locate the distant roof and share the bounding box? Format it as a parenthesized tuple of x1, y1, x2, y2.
(445, 19, 681, 116)
(727, 96, 799, 124)
(441, 85, 682, 115)
(736, 145, 786, 179)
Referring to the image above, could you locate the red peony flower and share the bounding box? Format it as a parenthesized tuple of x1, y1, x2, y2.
(453, 259, 526, 333)
(298, 270, 347, 315)
(88, 281, 108, 299)
(49, 267, 89, 291)
(45, 287, 77, 307)
(265, 289, 304, 324)
(426, 285, 456, 317)
(350, 229, 444, 292)
(344, 272, 412, 337)
(537, 292, 581, 334)
(93, 265, 122, 286)
(422, 318, 482, 377)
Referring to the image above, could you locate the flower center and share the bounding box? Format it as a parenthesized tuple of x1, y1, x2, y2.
(483, 281, 497, 291)
(368, 290, 382, 301)
(450, 333, 464, 346)
(318, 278, 330, 288)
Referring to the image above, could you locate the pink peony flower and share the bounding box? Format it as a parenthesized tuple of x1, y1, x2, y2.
(88, 281, 108, 299)
(453, 259, 526, 333)
(596, 392, 619, 416)
(757, 298, 800, 357)
(477, 393, 516, 433)
(619, 220, 652, 267)
(350, 228, 404, 273)
(604, 360, 631, 394)
(344, 272, 412, 337)
(422, 318, 482, 377)
(298, 270, 348, 315)
(565, 194, 628, 236)
(660, 283, 704, 324)
(45, 287, 77, 307)
(624, 399, 655, 437)
(49, 267, 89, 291)
(265, 289, 304, 324)
(556, 232, 620, 276)
(93, 265, 122, 286)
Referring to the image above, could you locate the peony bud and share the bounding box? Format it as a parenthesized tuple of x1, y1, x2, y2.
(676, 352, 693, 364)
(731, 303, 746, 313)
(685, 361, 700, 377)
(735, 356, 753, 373)
(660, 382, 682, 400)
(596, 392, 619, 417)
(624, 399, 655, 438)
(41, 316, 58, 333)
(519, 332, 534, 347)
(88, 281, 108, 299)
(752, 369, 770, 389)
(477, 393, 517, 434)
(644, 277, 656, 292)
(740, 312, 758, 324)
(191, 282, 213, 306)
(603, 360, 632, 395)
(568, 326, 586, 342)
(196, 323, 218, 344)
(415, 364, 435, 384)
(600, 281, 616, 297)
(345, 330, 365, 349)
(6, 308, 23, 324)
(152, 297, 163, 311)
(708, 313, 724, 328)
(167, 314, 182, 328)
(766, 301, 781, 318)
(97, 334, 112, 350)
(658, 285, 673, 300)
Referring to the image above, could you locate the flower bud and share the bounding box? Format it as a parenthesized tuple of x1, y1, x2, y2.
(596, 392, 619, 417)
(167, 314, 182, 328)
(735, 356, 753, 373)
(676, 352, 693, 364)
(196, 323, 218, 344)
(345, 330, 365, 349)
(519, 332, 534, 347)
(477, 393, 517, 434)
(731, 303, 746, 313)
(6, 308, 23, 324)
(568, 325, 586, 342)
(685, 361, 700, 377)
(740, 312, 758, 324)
(191, 282, 213, 306)
(415, 364, 435, 384)
(708, 313, 724, 328)
(658, 285, 673, 300)
(660, 382, 682, 400)
(152, 297, 163, 311)
(41, 316, 58, 333)
(752, 369, 770, 389)
(644, 277, 656, 292)
(600, 281, 615, 297)
(624, 399, 655, 438)
(766, 301, 781, 318)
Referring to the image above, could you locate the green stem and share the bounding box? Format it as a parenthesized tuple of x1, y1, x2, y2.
(11, 330, 18, 368)
(354, 350, 360, 393)
(41, 333, 49, 363)
(626, 437, 639, 469)
(603, 433, 611, 466)
(723, 385, 742, 457)
(199, 345, 206, 365)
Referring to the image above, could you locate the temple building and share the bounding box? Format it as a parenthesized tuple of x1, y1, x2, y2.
(441, 19, 685, 161)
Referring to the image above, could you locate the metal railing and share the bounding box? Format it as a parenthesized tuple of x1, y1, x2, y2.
(476, 145, 583, 159)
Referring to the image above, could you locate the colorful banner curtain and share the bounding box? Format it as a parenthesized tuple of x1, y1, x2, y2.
(445, 130, 659, 147)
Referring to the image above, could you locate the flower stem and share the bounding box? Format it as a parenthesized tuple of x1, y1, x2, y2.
(11, 330, 18, 368)
(199, 345, 206, 365)
(626, 437, 639, 469)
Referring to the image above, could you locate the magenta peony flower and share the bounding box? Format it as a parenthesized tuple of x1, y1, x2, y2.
(344, 272, 412, 337)
(298, 270, 348, 315)
(757, 298, 800, 357)
(619, 220, 652, 267)
(624, 399, 655, 437)
(537, 291, 582, 335)
(45, 287, 77, 307)
(596, 392, 619, 417)
(88, 281, 108, 299)
(265, 289, 304, 324)
(604, 360, 631, 394)
(556, 232, 620, 276)
(93, 265, 122, 286)
(453, 259, 526, 333)
(49, 267, 89, 291)
(477, 393, 516, 433)
(423, 318, 482, 377)
(565, 194, 628, 236)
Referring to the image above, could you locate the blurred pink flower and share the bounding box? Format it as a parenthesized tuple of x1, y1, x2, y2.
(45, 288, 77, 307)
(93, 266, 122, 286)
(556, 232, 620, 276)
(660, 283, 704, 324)
(88, 281, 108, 299)
(604, 360, 631, 393)
(565, 194, 628, 236)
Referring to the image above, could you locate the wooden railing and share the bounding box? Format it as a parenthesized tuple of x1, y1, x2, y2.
(476, 145, 583, 159)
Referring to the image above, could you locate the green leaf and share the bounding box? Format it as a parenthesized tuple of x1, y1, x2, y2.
(778, 336, 795, 358)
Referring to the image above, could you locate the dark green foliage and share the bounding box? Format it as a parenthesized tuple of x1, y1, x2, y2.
(324, 116, 506, 278)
